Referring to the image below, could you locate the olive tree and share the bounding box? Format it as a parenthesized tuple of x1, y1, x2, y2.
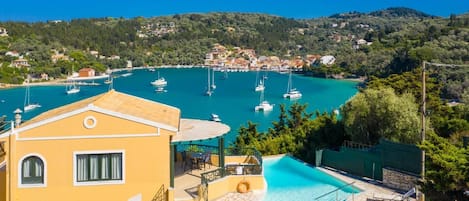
(342, 87, 420, 144)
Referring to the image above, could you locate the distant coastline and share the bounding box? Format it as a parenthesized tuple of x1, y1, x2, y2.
(1, 65, 365, 90)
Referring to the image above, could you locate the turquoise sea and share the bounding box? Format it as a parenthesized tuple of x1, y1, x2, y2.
(0, 68, 357, 145)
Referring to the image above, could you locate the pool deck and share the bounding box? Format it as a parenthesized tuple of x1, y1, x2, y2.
(318, 166, 416, 201)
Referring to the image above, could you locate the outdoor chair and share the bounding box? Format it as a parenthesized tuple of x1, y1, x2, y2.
(371, 187, 416, 201)
(202, 151, 212, 170)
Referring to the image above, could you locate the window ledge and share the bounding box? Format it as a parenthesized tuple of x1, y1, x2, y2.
(19, 183, 46, 188)
(74, 180, 124, 186)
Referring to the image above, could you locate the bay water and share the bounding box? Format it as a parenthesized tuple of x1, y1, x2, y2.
(0, 68, 357, 145)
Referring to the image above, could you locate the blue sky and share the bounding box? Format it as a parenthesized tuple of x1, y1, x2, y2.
(1, 0, 468, 22)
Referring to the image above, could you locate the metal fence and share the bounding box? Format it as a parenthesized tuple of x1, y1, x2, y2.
(320, 139, 422, 181)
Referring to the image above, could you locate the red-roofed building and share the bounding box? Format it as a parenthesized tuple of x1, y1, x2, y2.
(78, 68, 96, 77)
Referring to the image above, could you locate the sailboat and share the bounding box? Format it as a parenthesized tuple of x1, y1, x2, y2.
(65, 80, 80, 94)
(211, 67, 216, 90)
(205, 67, 213, 96)
(24, 81, 41, 112)
(151, 71, 167, 86)
(255, 89, 273, 112)
(254, 71, 265, 92)
(283, 69, 302, 99)
(104, 73, 112, 84)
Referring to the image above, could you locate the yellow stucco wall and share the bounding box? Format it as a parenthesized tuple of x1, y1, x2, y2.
(225, 156, 258, 165)
(207, 175, 265, 201)
(9, 110, 174, 201)
(0, 169, 6, 201)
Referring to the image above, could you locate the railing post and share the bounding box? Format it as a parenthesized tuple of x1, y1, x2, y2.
(218, 137, 225, 169)
(170, 143, 175, 188)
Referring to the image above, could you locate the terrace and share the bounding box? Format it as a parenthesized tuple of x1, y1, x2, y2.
(171, 143, 264, 201)
(167, 119, 265, 201)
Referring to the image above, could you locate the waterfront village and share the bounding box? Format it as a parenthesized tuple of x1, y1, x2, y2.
(1, 43, 339, 84)
(0, 24, 354, 84)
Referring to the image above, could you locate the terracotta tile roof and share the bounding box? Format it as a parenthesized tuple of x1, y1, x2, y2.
(20, 90, 180, 129)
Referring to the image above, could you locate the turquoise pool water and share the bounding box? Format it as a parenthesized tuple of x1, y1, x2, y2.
(263, 156, 360, 201)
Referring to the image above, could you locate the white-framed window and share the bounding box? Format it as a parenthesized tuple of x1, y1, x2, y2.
(18, 153, 47, 188)
(73, 150, 125, 186)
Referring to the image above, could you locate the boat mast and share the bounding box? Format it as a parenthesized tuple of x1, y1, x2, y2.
(212, 67, 215, 88)
(207, 67, 211, 94)
(286, 69, 292, 93)
(24, 76, 30, 107)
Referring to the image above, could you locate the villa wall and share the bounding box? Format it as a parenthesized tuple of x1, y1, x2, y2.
(11, 110, 173, 201)
(225, 156, 258, 165)
(0, 169, 6, 201)
(207, 175, 265, 201)
(167, 188, 174, 201)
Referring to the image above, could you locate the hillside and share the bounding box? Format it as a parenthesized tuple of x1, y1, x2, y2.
(0, 7, 468, 99)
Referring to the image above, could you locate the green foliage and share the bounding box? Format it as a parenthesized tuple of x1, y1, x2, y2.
(232, 103, 344, 164)
(342, 87, 420, 144)
(419, 131, 469, 200)
(187, 145, 203, 153)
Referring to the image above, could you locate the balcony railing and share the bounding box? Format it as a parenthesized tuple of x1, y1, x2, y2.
(200, 147, 263, 185)
(151, 184, 166, 201)
(0, 117, 9, 133)
(201, 168, 224, 184)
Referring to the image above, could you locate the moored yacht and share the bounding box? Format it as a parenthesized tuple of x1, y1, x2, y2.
(210, 113, 221, 122)
(151, 72, 167, 86)
(283, 69, 302, 99)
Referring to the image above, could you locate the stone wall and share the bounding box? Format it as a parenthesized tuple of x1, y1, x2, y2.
(383, 168, 419, 191)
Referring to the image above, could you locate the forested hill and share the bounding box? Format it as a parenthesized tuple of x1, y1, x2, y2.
(0, 7, 468, 99)
(330, 7, 436, 19)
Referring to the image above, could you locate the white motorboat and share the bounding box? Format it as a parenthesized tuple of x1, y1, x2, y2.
(121, 73, 132, 77)
(210, 113, 221, 122)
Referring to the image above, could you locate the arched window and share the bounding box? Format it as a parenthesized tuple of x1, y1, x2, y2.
(21, 156, 44, 184)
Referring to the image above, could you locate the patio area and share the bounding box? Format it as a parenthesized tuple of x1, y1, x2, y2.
(174, 159, 219, 201)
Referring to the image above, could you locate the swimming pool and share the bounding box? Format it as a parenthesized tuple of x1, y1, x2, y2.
(263, 155, 361, 201)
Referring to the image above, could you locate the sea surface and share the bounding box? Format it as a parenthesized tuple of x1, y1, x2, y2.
(0, 68, 357, 145)
(0, 0, 468, 22)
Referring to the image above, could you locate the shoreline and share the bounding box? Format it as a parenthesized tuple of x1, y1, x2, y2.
(1, 66, 364, 89)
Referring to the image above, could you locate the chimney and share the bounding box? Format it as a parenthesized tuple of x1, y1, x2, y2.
(13, 108, 22, 128)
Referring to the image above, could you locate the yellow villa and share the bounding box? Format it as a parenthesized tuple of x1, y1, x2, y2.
(0, 90, 265, 201)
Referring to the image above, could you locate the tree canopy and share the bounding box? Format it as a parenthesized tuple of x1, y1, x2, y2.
(342, 87, 420, 144)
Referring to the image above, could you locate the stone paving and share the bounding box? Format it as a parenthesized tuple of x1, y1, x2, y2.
(213, 191, 265, 201)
